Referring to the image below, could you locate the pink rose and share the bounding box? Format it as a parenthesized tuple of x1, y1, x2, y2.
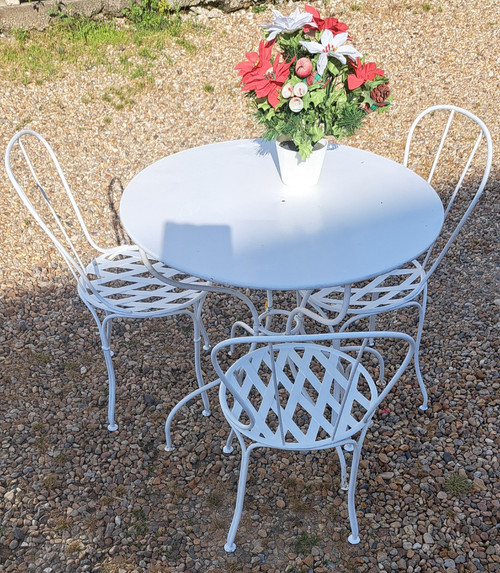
(295, 58, 313, 78)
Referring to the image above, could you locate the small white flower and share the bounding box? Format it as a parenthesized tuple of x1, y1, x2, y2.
(281, 83, 294, 98)
(262, 8, 316, 41)
(289, 97, 304, 113)
(293, 83, 308, 97)
(300, 30, 362, 76)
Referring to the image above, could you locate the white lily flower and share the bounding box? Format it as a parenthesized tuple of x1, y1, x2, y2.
(300, 30, 362, 76)
(262, 8, 316, 41)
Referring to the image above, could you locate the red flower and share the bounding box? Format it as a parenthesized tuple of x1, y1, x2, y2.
(347, 58, 385, 90)
(234, 40, 274, 83)
(236, 43, 293, 108)
(303, 5, 349, 35)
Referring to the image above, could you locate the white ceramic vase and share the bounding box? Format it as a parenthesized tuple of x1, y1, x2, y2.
(275, 136, 328, 187)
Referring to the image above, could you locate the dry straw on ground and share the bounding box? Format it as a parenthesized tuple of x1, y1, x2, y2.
(0, 1, 498, 571)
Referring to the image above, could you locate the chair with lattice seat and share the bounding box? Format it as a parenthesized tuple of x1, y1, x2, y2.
(5, 130, 212, 431)
(165, 331, 414, 551)
(296, 105, 493, 411)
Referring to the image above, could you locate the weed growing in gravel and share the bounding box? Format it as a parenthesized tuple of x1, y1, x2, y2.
(54, 517, 71, 531)
(131, 508, 149, 536)
(65, 540, 83, 554)
(293, 531, 321, 554)
(444, 472, 473, 496)
(206, 490, 224, 507)
(43, 474, 60, 489)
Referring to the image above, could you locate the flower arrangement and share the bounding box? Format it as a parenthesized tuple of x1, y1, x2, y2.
(235, 5, 392, 159)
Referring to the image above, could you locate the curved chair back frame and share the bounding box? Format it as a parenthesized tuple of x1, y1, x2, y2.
(403, 105, 493, 281)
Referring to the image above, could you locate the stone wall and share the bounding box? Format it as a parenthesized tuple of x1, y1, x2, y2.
(0, 0, 257, 32)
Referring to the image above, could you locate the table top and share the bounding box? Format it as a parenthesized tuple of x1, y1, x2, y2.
(120, 139, 444, 290)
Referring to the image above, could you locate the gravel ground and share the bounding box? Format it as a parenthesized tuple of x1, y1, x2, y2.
(0, 1, 499, 571)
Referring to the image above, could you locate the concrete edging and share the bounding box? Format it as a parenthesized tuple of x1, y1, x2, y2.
(0, 0, 253, 32)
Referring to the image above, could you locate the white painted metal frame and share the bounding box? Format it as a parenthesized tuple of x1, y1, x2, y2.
(296, 105, 493, 411)
(165, 331, 415, 551)
(5, 130, 213, 431)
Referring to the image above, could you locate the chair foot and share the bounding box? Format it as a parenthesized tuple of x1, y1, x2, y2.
(348, 534, 360, 545)
(108, 423, 118, 431)
(202, 409, 211, 417)
(203, 344, 211, 351)
(340, 479, 349, 491)
(223, 445, 233, 455)
(418, 404, 428, 412)
(343, 443, 354, 452)
(165, 445, 175, 452)
(224, 542, 236, 553)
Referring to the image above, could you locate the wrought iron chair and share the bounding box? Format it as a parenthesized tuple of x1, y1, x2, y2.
(5, 130, 212, 431)
(166, 331, 414, 551)
(295, 105, 493, 411)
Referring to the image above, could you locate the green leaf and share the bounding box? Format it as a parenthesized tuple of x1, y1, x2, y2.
(310, 89, 326, 107)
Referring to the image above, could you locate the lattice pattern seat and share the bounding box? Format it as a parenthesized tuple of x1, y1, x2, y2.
(220, 342, 375, 450)
(5, 130, 213, 431)
(82, 246, 209, 316)
(305, 262, 425, 316)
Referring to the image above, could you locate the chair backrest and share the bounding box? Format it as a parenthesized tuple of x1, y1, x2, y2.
(403, 105, 493, 278)
(211, 332, 414, 449)
(5, 130, 102, 284)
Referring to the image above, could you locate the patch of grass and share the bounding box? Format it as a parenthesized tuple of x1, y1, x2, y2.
(422, 2, 432, 10)
(138, 46, 156, 60)
(251, 5, 267, 13)
(175, 37, 197, 54)
(210, 517, 226, 531)
(444, 472, 473, 496)
(64, 359, 79, 372)
(350, 2, 363, 10)
(131, 508, 148, 536)
(31, 352, 51, 365)
(34, 436, 49, 452)
(65, 540, 82, 554)
(102, 85, 137, 109)
(12, 28, 28, 42)
(203, 83, 214, 93)
(225, 561, 240, 573)
(124, 0, 182, 33)
(207, 491, 223, 507)
(55, 518, 71, 531)
(0, 5, 206, 109)
(293, 531, 321, 554)
(43, 474, 60, 490)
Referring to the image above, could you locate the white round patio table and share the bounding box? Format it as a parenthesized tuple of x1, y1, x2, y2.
(120, 139, 444, 291)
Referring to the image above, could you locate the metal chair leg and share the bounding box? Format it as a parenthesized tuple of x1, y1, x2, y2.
(225, 438, 257, 553)
(414, 299, 428, 411)
(336, 446, 349, 490)
(346, 439, 363, 545)
(191, 312, 211, 417)
(223, 429, 235, 454)
(100, 320, 118, 431)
